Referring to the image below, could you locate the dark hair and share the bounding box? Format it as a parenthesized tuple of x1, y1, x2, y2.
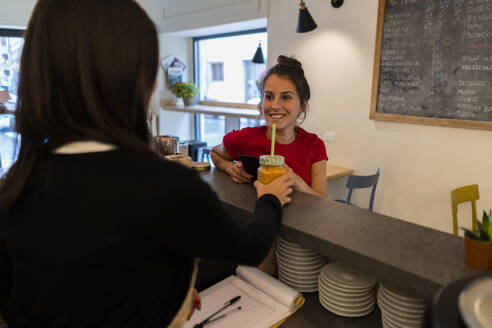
(261, 55, 311, 124)
(0, 0, 159, 205)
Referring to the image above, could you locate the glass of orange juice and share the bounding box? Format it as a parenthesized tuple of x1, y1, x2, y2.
(257, 155, 286, 185)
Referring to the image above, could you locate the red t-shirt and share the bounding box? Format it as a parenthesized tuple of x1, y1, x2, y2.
(223, 126, 328, 186)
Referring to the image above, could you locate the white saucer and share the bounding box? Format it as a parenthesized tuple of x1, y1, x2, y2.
(322, 291, 375, 309)
(277, 239, 319, 254)
(277, 259, 319, 279)
(319, 281, 374, 304)
(319, 273, 375, 295)
(379, 282, 427, 304)
(276, 246, 318, 258)
(378, 287, 426, 315)
(279, 274, 318, 292)
(378, 299, 422, 327)
(278, 272, 319, 288)
(319, 294, 375, 317)
(381, 310, 421, 328)
(277, 237, 307, 248)
(275, 250, 325, 266)
(321, 262, 378, 289)
(277, 256, 325, 272)
(278, 268, 320, 284)
(382, 314, 405, 328)
(378, 292, 424, 322)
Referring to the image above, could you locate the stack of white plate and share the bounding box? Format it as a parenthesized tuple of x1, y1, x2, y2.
(318, 262, 378, 317)
(275, 237, 326, 292)
(377, 282, 427, 328)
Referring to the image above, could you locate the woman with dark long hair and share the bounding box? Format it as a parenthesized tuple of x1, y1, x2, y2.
(0, 1, 293, 327)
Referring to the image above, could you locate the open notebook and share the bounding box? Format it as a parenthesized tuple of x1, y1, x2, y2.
(184, 266, 305, 328)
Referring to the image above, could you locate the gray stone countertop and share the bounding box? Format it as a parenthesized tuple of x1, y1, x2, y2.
(198, 168, 483, 299)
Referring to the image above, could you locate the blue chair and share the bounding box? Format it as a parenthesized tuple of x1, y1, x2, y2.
(201, 146, 212, 162)
(336, 168, 381, 211)
(182, 140, 207, 162)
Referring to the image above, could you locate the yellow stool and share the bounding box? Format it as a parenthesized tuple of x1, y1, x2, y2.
(451, 184, 479, 235)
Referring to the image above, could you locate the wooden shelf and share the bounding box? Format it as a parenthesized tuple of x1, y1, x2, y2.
(160, 99, 261, 119)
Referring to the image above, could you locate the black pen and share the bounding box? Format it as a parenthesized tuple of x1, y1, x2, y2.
(193, 296, 241, 328)
(201, 306, 242, 326)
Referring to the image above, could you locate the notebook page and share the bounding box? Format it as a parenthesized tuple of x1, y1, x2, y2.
(183, 276, 290, 328)
(236, 266, 301, 310)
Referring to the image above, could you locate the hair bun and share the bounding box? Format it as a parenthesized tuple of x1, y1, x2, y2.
(277, 55, 303, 71)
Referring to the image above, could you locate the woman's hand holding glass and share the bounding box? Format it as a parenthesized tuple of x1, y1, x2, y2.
(284, 164, 307, 191)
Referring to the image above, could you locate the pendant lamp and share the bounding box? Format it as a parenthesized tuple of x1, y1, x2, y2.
(296, 0, 317, 33)
(331, 0, 344, 8)
(252, 41, 265, 64)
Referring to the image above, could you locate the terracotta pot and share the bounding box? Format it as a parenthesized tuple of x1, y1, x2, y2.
(464, 235, 492, 270)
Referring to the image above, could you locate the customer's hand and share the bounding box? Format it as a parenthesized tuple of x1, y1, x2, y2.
(227, 161, 252, 184)
(254, 174, 294, 206)
(187, 289, 201, 320)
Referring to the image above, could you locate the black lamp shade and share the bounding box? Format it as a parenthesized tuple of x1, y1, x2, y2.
(252, 44, 264, 64)
(297, 7, 317, 33)
(331, 0, 344, 8)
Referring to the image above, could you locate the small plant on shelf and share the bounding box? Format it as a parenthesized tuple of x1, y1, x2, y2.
(461, 210, 492, 270)
(461, 210, 492, 242)
(171, 82, 198, 99)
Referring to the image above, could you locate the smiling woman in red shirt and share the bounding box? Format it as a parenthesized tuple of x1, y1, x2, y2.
(212, 55, 328, 197)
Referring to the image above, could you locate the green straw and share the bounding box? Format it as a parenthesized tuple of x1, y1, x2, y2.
(270, 124, 276, 156)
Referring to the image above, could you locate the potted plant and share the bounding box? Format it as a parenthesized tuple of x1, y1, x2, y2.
(461, 210, 492, 270)
(170, 82, 199, 106)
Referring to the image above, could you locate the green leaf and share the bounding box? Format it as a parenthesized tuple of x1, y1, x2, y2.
(480, 230, 490, 242)
(487, 210, 492, 238)
(482, 211, 489, 235)
(463, 229, 480, 240)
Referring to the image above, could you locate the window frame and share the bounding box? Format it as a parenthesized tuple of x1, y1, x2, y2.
(0, 28, 24, 172)
(0, 29, 24, 38)
(192, 28, 266, 141)
(0, 28, 25, 103)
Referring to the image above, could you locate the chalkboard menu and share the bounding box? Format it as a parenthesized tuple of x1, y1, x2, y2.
(370, 0, 492, 130)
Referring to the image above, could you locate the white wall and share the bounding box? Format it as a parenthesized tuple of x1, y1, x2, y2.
(268, 0, 492, 233)
(146, 0, 267, 34)
(0, 0, 35, 27)
(156, 35, 194, 140)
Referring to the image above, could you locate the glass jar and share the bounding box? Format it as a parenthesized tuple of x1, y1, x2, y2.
(178, 141, 189, 156)
(258, 155, 286, 185)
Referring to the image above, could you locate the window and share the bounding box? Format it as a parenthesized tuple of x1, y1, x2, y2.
(210, 62, 224, 81)
(194, 29, 266, 148)
(0, 28, 24, 175)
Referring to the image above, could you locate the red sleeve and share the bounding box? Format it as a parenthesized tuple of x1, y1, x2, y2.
(311, 135, 329, 163)
(222, 129, 243, 160)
